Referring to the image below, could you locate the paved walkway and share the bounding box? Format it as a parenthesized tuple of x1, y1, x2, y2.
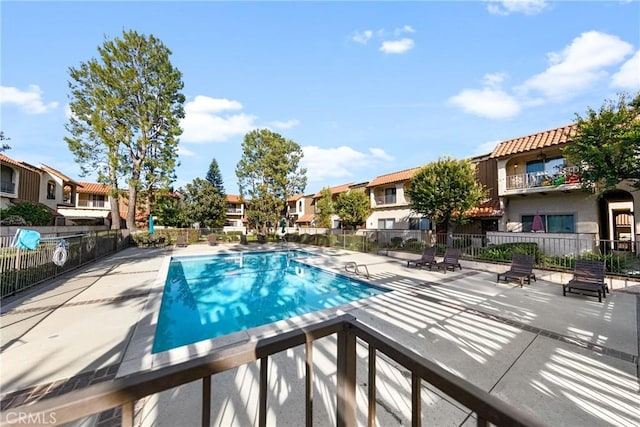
(1, 244, 638, 426)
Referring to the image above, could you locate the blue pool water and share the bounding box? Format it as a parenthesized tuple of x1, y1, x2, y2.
(152, 250, 387, 353)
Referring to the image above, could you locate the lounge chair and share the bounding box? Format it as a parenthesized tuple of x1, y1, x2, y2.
(175, 235, 187, 247)
(208, 234, 218, 246)
(435, 248, 462, 273)
(496, 254, 536, 287)
(562, 259, 608, 302)
(407, 246, 437, 269)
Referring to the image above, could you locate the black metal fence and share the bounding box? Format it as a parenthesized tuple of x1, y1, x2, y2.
(0, 230, 131, 299)
(286, 230, 640, 279)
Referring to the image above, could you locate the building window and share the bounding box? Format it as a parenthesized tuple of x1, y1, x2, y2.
(384, 187, 396, 204)
(47, 181, 56, 199)
(91, 194, 106, 208)
(522, 214, 575, 233)
(378, 218, 395, 229)
(409, 217, 430, 230)
(63, 185, 72, 203)
(1, 166, 15, 193)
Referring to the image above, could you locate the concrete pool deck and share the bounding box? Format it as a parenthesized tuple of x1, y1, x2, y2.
(1, 243, 639, 426)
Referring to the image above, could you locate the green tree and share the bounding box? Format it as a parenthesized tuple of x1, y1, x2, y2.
(0, 131, 10, 152)
(235, 129, 306, 231)
(562, 91, 640, 193)
(206, 158, 225, 193)
(406, 157, 486, 243)
(65, 29, 185, 230)
(335, 189, 371, 229)
(152, 192, 188, 227)
(182, 178, 226, 229)
(314, 187, 334, 228)
(0, 202, 52, 226)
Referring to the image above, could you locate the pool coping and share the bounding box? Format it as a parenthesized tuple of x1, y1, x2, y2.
(116, 247, 394, 378)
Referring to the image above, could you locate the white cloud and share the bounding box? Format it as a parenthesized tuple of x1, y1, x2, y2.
(449, 86, 521, 119)
(180, 95, 256, 143)
(483, 72, 508, 88)
(380, 38, 414, 54)
(520, 31, 634, 100)
(301, 145, 393, 183)
(394, 25, 415, 36)
(486, 0, 548, 15)
(352, 30, 373, 44)
(0, 85, 58, 114)
(450, 72, 522, 119)
(268, 119, 300, 129)
(369, 148, 394, 162)
(178, 146, 196, 157)
(611, 50, 640, 90)
(184, 96, 243, 113)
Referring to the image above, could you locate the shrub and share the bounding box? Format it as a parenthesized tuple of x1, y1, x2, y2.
(0, 202, 52, 226)
(390, 237, 403, 248)
(477, 242, 541, 263)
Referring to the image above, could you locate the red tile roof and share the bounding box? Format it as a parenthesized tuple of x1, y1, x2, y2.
(490, 124, 576, 159)
(366, 167, 422, 188)
(296, 213, 315, 223)
(287, 194, 304, 202)
(312, 183, 354, 198)
(39, 164, 79, 185)
(226, 194, 242, 203)
(0, 154, 41, 173)
(77, 182, 110, 195)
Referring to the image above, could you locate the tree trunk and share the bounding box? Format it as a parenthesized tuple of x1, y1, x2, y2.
(446, 222, 457, 246)
(109, 164, 121, 230)
(110, 195, 121, 230)
(126, 185, 138, 231)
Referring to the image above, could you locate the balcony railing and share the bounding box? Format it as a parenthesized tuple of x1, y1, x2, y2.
(226, 208, 243, 214)
(77, 200, 107, 208)
(0, 180, 15, 194)
(0, 315, 544, 427)
(506, 166, 580, 191)
(375, 195, 397, 205)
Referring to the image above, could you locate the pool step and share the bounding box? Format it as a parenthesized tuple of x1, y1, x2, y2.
(344, 261, 370, 279)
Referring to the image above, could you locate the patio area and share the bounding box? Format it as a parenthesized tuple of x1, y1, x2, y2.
(1, 243, 639, 426)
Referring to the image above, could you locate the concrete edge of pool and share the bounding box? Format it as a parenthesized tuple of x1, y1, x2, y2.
(116, 245, 395, 378)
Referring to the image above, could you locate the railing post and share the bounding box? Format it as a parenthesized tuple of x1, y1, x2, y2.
(367, 345, 376, 427)
(12, 248, 20, 296)
(259, 357, 268, 427)
(336, 325, 356, 427)
(121, 401, 134, 427)
(305, 341, 313, 427)
(202, 375, 211, 427)
(412, 373, 421, 427)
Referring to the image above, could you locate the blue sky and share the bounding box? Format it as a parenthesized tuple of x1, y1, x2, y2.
(2, 1, 639, 195)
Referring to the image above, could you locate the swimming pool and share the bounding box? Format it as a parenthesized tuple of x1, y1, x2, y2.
(152, 250, 387, 353)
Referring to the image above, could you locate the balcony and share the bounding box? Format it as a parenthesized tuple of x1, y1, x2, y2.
(0, 180, 15, 194)
(77, 200, 108, 209)
(226, 208, 243, 214)
(505, 166, 581, 193)
(375, 195, 397, 205)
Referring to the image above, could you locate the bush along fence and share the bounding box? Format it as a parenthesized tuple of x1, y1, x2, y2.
(287, 230, 640, 280)
(0, 230, 130, 299)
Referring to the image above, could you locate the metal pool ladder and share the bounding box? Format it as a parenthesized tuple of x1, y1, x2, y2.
(345, 261, 370, 278)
